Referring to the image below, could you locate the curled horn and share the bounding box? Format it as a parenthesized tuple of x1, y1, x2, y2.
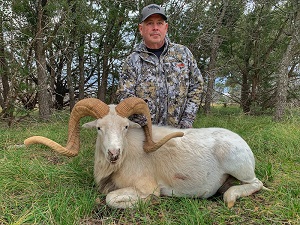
(24, 98, 109, 157)
(115, 97, 184, 153)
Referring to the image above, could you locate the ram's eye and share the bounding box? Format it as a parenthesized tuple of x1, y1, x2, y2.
(125, 125, 128, 129)
(97, 127, 101, 131)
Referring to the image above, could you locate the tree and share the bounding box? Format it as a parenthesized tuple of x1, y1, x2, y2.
(2, 0, 300, 122)
(0, 0, 14, 120)
(0, 6, 10, 118)
(34, 0, 51, 120)
(30, 0, 67, 118)
(204, 0, 229, 114)
(274, 3, 300, 121)
(220, 0, 293, 114)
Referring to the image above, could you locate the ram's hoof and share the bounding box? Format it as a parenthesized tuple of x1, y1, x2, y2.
(146, 194, 160, 205)
(227, 201, 235, 208)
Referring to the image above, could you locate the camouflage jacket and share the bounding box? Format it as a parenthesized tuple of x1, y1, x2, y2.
(116, 37, 204, 128)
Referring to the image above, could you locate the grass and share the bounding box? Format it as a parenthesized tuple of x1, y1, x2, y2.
(0, 106, 299, 224)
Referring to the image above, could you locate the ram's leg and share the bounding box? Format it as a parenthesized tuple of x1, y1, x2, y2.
(106, 176, 159, 208)
(222, 149, 264, 208)
(223, 177, 263, 208)
(106, 187, 140, 208)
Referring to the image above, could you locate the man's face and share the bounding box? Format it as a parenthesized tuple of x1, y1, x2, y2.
(139, 14, 168, 49)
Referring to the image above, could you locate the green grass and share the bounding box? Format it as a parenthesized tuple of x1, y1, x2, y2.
(1, 106, 299, 224)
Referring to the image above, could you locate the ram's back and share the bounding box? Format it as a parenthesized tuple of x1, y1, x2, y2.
(135, 126, 255, 197)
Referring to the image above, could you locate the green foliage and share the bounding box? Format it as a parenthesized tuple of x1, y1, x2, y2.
(1, 0, 300, 120)
(1, 107, 299, 224)
(219, 0, 297, 111)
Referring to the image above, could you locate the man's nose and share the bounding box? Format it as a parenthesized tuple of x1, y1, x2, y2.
(152, 24, 159, 30)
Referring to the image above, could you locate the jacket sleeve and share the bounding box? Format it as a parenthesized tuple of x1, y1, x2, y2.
(116, 56, 148, 126)
(116, 57, 136, 102)
(179, 49, 204, 128)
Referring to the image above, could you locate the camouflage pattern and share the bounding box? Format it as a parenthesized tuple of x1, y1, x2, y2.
(116, 37, 204, 128)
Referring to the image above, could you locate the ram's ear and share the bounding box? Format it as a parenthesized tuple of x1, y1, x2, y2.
(82, 120, 98, 129)
(129, 120, 141, 128)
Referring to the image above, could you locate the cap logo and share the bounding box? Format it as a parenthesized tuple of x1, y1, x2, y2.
(148, 5, 161, 10)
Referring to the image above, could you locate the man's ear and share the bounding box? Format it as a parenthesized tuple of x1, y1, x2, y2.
(138, 24, 143, 35)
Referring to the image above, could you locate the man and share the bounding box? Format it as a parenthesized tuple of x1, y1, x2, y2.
(116, 4, 203, 128)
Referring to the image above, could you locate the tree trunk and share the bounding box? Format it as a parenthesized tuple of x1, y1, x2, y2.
(49, 50, 56, 108)
(204, 1, 227, 114)
(0, 14, 9, 110)
(35, 0, 51, 120)
(98, 45, 109, 102)
(67, 52, 75, 111)
(0, 9, 14, 120)
(204, 45, 218, 114)
(97, 13, 124, 102)
(274, 10, 300, 121)
(78, 35, 85, 100)
(240, 71, 251, 113)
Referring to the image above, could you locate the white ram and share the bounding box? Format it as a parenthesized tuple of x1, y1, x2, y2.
(24, 97, 264, 209)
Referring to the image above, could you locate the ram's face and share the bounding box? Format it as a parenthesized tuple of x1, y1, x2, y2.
(83, 115, 140, 164)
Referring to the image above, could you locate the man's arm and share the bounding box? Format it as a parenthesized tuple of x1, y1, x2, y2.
(116, 58, 136, 102)
(116, 57, 148, 126)
(179, 51, 204, 128)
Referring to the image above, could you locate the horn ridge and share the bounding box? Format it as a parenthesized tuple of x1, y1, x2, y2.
(24, 136, 78, 156)
(116, 97, 184, 152)
(144, 131, 184, 153)
(115, 97, 149, 117)
(24, 98, 110, 157)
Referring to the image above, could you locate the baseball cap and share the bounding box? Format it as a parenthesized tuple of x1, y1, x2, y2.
(140, 4, 167, 23)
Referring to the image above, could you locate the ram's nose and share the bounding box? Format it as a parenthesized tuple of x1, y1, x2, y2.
(108, 149, 120, 163)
